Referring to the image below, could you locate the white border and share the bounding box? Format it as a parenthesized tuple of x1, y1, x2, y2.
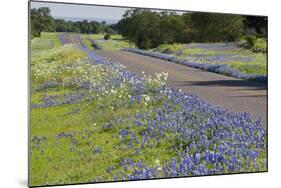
(1, 0, 280, 188)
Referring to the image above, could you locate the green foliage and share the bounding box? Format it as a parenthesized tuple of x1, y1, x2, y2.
(104, 33, 111, 40)
(190, 13, 244, 42)
(159, 12, 188, 44)
(55, 19, 104, 34)
(53, 18, 119, 34)
(31, 7, 55, 38)
(245, 35, 257, 48)
(244, 16, 267, 36)
(252, 38, 267, 53)
(152, 42, 267, 75)
(117, 9, 246, 49)
(31, 6, 267, 51)
(31, 7, 118, 36)
(154, 44, 183, 54)
(30, 35, 169, 185)
(80, 34, 135, 51)
(118, 9, 162, 49)
(31, 32, 62, 56)
(239, 36, 267, 53)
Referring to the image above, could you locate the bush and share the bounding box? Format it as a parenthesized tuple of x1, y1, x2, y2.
(252, 38, 267, 53)
(155, 44, 182, 54)
(104, 33, 111, 40)
(239, 36, 266, 53)
(245, 35, 257, 48)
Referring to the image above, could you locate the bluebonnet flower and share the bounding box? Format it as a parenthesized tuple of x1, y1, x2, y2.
(40, 34, 267, 181)
(124, 48, 267, 82)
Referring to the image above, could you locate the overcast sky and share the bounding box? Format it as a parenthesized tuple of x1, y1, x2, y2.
(30, 1, 130, 23)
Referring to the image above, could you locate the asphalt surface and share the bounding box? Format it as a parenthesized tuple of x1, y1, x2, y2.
(95, 50, 267, 128)
(62, 33, 267, 128)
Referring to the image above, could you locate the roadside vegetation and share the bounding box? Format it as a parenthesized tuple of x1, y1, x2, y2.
(30, 32, 266, 186)
(117, 10, 267, 50)
(31, 7, 267, 77)
(31, 32, 62, 56)
(151, 42, 267, 75)
(79, 34, 135, 51)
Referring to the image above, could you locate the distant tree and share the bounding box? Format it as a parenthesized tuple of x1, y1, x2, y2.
(80, 20, 89, 33)
(89, 21, 99, 33)
(108, 24, 119, 34)
(72, 22, 81, 33)
(54, 19, 113, 34)
(31, 7, 119, 36)
(55, 19, 68, 32)
(104, 27, 114, 34)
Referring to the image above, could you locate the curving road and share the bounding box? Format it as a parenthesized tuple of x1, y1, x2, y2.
(95, 50, 267, 128)
(62, 33, 267, 128)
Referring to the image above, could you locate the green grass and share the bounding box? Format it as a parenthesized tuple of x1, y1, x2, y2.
(80, 34, 135, 51)
(252, 38, 267, 53)
(30, 34, 172, 186)
(30, 96, 172, 185)
(30, 33, 267, 186)
(31, 32, 62, 50)
(31, 32, 63, 59)
(152, 43, 267, 75)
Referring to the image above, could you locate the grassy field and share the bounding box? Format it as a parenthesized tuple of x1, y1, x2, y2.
(31, 32, 62, 54)
(30, 33, 266, 186)
(79, 34, 135, 51)
(30, 33, 172, 185)
(152, 42, 267, 75)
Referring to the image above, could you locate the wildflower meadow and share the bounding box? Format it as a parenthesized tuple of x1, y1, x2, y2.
(29, 32, 267, 186)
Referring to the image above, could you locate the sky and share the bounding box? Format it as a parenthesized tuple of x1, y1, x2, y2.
(30, 1, 185, 24)
(30, 1, 130, 23)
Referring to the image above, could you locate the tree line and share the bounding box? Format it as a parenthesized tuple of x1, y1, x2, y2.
(30, 7, 115, 38)
(116, 9, 267, 49)
(31, 7, 267, 50)
(55, 19, 115, 34)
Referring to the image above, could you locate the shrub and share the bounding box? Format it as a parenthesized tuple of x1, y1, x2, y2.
(239, 36, 266, 53)
(104, 33, 111, 40)
(252, 38, 267, 53)
(245, 35, 257, 48)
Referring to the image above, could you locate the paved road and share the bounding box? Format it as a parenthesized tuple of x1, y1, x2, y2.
(95, 50, 267, 128)
(62, 33, 267, 128)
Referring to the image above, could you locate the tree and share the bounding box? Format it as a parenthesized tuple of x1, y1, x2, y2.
(117, 9, 245, 49)
(30, 7, 55, 38)
(117, 9, 162, 49)
(72, 22, 81, 33)
(55, 19, 68, 32)
(190, 13, 245, 42)
(159, 12, 187, 44)
(243, 16, 267, 36)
